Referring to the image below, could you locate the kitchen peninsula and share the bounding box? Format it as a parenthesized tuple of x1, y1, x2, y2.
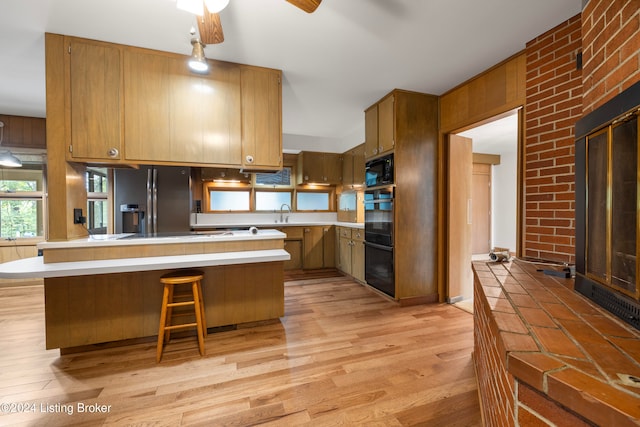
(0, 230, 289, 351)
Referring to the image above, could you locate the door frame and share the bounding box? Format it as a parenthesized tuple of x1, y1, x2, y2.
(439, 108, 524, 302)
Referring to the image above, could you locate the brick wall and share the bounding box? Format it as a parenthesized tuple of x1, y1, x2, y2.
(473, 276, 515, 426)
(582, 0, 640, 113)
(524, 15, 583, 264)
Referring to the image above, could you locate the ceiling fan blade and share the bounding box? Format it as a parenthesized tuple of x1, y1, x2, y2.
(286, 0, 322, 13)
(197, 12, 225, 44)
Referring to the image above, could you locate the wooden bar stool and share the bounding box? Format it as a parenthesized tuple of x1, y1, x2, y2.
(156, 270, 207, 362)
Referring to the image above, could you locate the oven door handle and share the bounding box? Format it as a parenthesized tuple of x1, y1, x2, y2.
(364, 199, 394, 204)
(363, 241, 393, 251)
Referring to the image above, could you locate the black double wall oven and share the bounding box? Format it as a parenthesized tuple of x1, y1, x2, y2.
(364, 153, 395, 297)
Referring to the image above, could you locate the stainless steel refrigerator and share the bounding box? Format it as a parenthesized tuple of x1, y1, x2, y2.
(114, 166, 191, 234)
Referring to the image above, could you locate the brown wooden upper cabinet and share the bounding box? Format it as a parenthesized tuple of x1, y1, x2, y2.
(364, 94, 395, 160)
(67, 38, 123, 162)
(240, 66, 283, 171)
(124, 49, 242, 166)
(58, 35, 281, 168)
(0, 115, 46, 149)
(297, 151, 342, 185)
(342, 143, 365, 189)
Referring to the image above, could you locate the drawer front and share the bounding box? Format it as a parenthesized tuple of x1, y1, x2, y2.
(351, 228, 364, 241)
(339, 227, 351, 238)
(282, 226, 304, 240)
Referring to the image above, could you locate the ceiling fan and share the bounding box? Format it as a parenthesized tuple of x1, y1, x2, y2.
(177, 0, 322, 45)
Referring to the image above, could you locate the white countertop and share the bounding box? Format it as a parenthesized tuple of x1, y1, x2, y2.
(190, 222, 364, 229)
(0, 249, 290, 279)
(37, 229, 286, 250)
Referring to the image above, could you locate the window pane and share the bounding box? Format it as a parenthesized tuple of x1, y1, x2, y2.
(0, 199, 43, 237)
(87, 168, 108, 193)
(88, 200, 108, 234)
(611, 118, 637, 293)
(255, 167, 291, 186)
(297, 192, 329, 211)
(209, 190, 250, 211)
(587, 131, 607, 282)
(256, 192, 292, 211)
(0, 165, 44, 192)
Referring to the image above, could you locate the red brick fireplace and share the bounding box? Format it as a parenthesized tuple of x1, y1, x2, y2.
(475, 1, 640, 425)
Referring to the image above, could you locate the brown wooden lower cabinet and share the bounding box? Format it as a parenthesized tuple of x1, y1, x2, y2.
(302, 226, 335, 269)
(43, 262, 284, 350)
(336, 226, 365, 282)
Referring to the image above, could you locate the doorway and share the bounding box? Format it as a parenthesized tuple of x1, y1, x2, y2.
(447, 111, 520, 302)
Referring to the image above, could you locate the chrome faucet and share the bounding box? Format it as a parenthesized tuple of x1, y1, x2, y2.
(279, 203, 291, 223)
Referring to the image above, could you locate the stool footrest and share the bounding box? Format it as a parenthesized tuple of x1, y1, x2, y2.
(164, 322, 198, 331)
(167, 301, 196, 308)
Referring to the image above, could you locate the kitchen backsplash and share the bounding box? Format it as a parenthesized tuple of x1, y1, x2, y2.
(191, 212, 338, 227)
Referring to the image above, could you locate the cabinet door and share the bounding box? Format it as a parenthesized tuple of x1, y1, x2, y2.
(378, 94, 395, 155)
(298, 152, 325, 183)
(323, 153, 342, 184)
(351, 239, 365, 282)
(303, 227, 323, 269)
(68, 39, 122, 161)
(323, 226, 335, 268)
(283, 240, 302, 270)
(123, 50, 171, 161)
(240, 66, 282, 169)
(201, 61, 242, 165)
(352, 144, 366, 187)
(364, 105, 378, 159)
(342, 149, 354, 188)
(338, 237, 352, 275)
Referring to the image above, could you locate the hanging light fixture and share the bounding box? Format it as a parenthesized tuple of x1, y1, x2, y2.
(0, 122, 22, 168)
(177, 0, 229, 15)
(188, 37, 209, 73)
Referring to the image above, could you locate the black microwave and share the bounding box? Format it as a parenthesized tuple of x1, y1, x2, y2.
(365, 153, 394, 187)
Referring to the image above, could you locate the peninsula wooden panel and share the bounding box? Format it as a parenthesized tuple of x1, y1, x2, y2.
(45, 33, 88, 241)
(42, 239, 284, 263)
(44, 262, 284, 349)
(440, 52, 526, 133)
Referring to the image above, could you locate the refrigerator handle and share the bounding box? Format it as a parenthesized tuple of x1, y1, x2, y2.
(152, 168, 158, 234)
(146, 168, 153, 234)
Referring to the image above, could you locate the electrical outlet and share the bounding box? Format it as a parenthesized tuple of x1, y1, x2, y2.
(73, 208, 85, 224)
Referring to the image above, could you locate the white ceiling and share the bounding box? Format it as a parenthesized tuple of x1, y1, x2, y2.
(0, 0, 582, 152)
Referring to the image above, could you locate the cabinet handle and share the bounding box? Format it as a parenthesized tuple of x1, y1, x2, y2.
(107, 147, 119, 158)
(373, 148, 378, 154)
(245, 155, 254, 164)
(304, 228, 310, 233)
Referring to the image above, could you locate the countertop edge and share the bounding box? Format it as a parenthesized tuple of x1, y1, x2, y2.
(0, 249, 290, 279)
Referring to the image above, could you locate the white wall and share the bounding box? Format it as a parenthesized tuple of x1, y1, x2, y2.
(492, 151, 517, 252)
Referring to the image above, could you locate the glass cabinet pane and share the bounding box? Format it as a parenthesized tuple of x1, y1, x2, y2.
(611, 118, 637, 293)
(587, 130, 608, 281)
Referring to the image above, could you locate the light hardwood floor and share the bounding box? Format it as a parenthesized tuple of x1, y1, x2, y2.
(0, 273, 480, 426)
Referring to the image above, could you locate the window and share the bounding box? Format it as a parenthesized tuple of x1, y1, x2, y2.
(209, 190, 250, 211)
(255, 191, 292, 211)
(255, 167, 292, 187)
(86, 168, 108, 234)
(0, 164, 45, 238)
(297, 191, 330, 211)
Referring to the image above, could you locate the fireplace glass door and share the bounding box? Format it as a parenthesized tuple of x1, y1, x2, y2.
(586, 114, 638, 298)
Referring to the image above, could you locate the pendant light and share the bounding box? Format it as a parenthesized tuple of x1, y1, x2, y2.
(0, 121, 22, 168)
(188, 37, 209, 73)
